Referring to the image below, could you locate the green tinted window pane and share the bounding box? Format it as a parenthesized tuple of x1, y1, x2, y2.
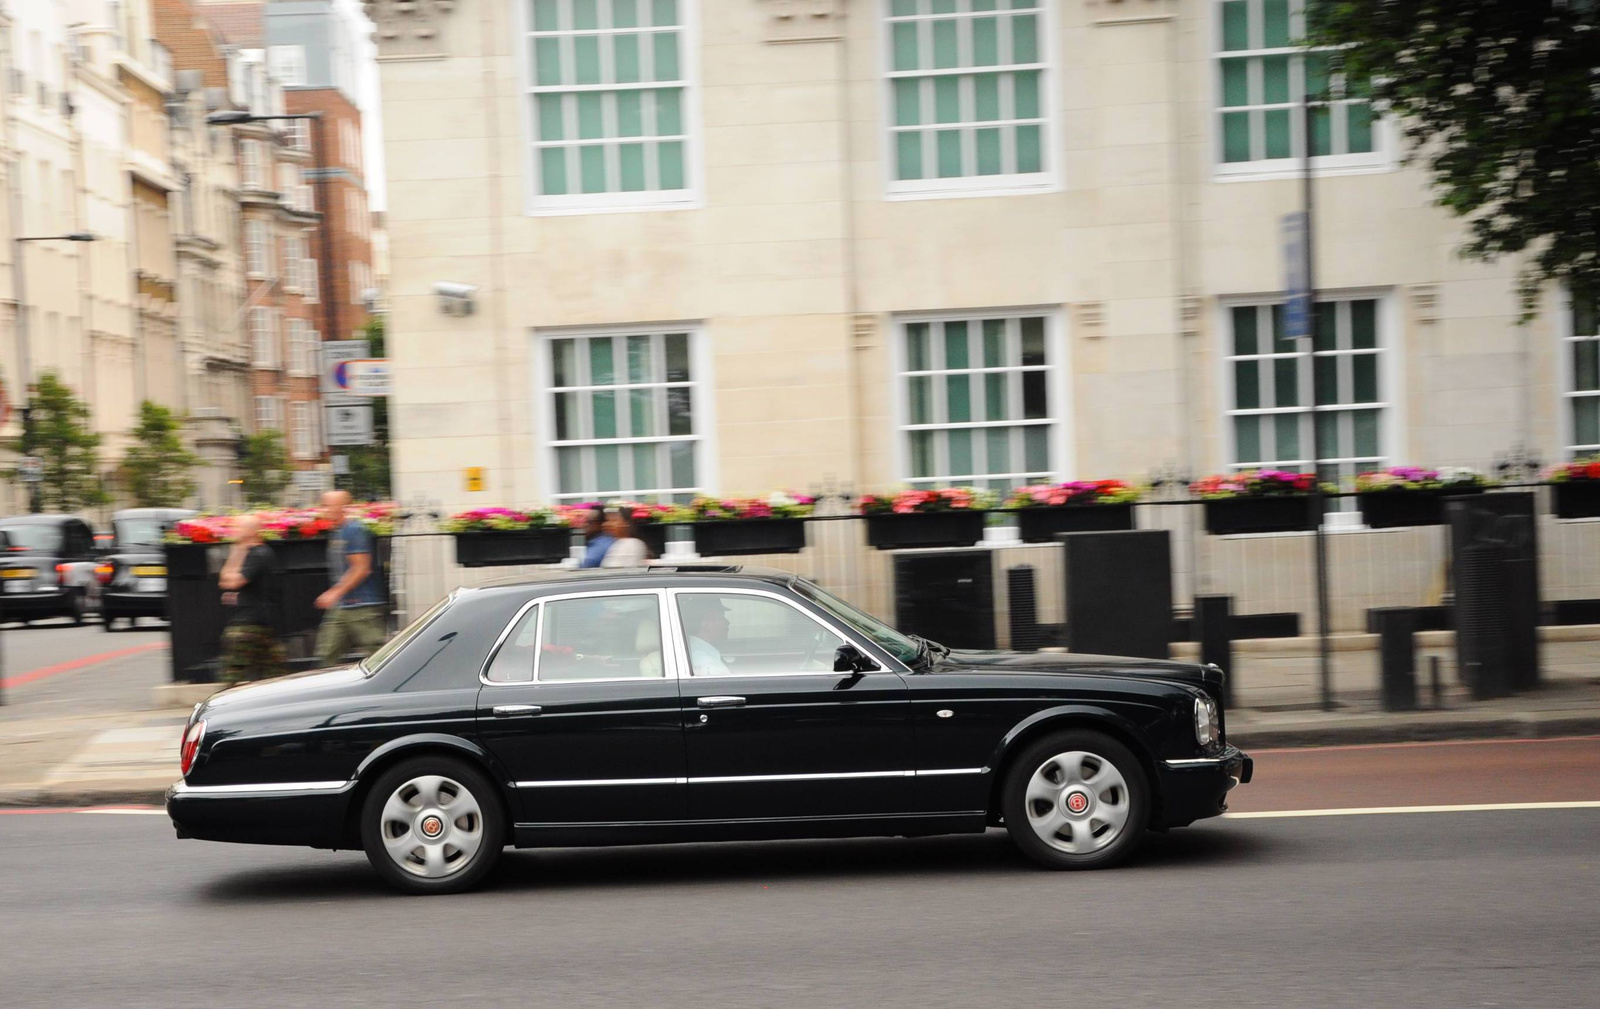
(1221, 0, 1249, 51)
(1232, 306, 1257, 356)
(1306, 54, 1329, 98)
(937, 130, 962, 178)
(557, 446, 583, 493)
(1012, 14, 1038, 63)
(1274, 414, 1300, 463)
(894, 78, 921, 126)
(932, 20, 958, 69)
(573, 0, 598, 29)
(1263, 0, 1291, 48)
(975, 128, 1001, 174)
(1314, 355, 1337, 406)
(575, 35, 601, 85)
(973, 17, 999, 66)
(1262, 55, 1289, 104)
(1272, 303, 1293, 352)
(1016, 124, 1041, 174)
(1024, 426, 1048, 472)
(948, 429, 974, 478)
(535, 37, 562, 85)
(1309, 106, 1332, 156)
(1574, 397, 1600, 446)
(592, 390, 618, 438)
(652, 0, 677, 26)
(946, 375, 971, 423)
(893, 22, 919, 72)
(554, 391, 579, 440)
(653, 31, 679, 81)
(1222, 111, 1251, 162)
(1234, 415, 1261, 464)
(1014, 70, 1040, 119)
(658, 141, 685, 189)
(580, 145, 606, 192)
(1264, 109, 1291, 159)
(1575, 340, 1600, 392)
(1353, 409, 1380, 458)
(629, 389, 654, 437)
(974, 74, 1000, 121)
(931, 0, 956, 12)
(896, 131, 923, 180)
(906, 322, 930, 370)
(983, 319, 1005, 367)
(909, 376, 933, 425)
(985, 373, 1007, 420)
(667, 387, 692, 436)
(633, 442, 658, 489)
(1008, 0, 1039, 8)
(594, 445, 620, 493)
(910, 431, 934, 478)
(1351, 300, 1377, 349)
(664, 332, 689, 381)
(1234, 360, 1260, 410)
(616, 90, 643, 137)
(1576, 298, 1598, 336)
(612, 0, 639, 29)
(934, 76, 960, 123)
(655, 88, 682, 135)
(552, 338, 576, 386)
(1353, 354, 1378, 402)
(1221, 58, 1249, 107)
(892, 0, 919, 14)
(971, 0, 997, 9)
(577, 92, 603, 139)
(986, 428, 1011, 474)
(618, 144, 646, 191)
(533, 0, 560, 31)
(590, 338, 615, 385)
(613, 33, 641, 83)
(538, 94, 565, 141)
(944, 321, 969, 368)
(1275, 358, 1299, 407)
(1314, 302, 1337, 351)
(627, 334, 652, 382)
(1347, 103, 1374, 154)
(540, 146, 568, 195)
(1022, 371, 1046, 419)
(1021, 317, 1045, 365)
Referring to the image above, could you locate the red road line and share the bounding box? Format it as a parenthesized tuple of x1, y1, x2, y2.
(0, 805, 164, 815)
(1245, 734, 1600, 756)
(0, 641, 167, 690)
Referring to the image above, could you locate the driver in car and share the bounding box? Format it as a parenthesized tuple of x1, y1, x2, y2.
(682, 596, 732, 676)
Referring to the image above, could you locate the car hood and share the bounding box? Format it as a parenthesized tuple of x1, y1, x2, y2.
(203, 665, 367, 710)
(938, 649, 1217, 689)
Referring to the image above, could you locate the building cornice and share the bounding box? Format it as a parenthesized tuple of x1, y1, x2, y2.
(365, 0, 458, 61)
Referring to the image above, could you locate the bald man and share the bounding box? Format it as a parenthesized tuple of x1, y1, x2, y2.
(218, 514, 286, 683)
(314, 490, 387, 666)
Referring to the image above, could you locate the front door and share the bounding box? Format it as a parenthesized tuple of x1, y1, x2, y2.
(475, 589, 686, 826)
(671, 588, 913, 822)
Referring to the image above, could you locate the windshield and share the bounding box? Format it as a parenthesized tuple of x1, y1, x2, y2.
(0, 523, 63, 555)
(114, 518, 170, 549)
(360, 593, 455, 676)
(792, 578, 922, 665)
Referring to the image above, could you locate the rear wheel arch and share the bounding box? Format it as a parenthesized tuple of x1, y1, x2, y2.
(341, 737, 512, 849)
(986, 709, 1164, 827)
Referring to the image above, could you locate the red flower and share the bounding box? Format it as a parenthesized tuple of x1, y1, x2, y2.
(1587, 462, 1600, 480)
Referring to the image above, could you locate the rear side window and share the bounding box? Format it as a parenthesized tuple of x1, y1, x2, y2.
(484, 605, 540, 683)
(537, 594, 664, 682)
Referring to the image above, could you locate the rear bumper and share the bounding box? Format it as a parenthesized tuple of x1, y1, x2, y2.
(102, 591, 167, 619)
(0, 590, 73, 617)
(1153, 746, 1253, 828)
(166, 779, 356, 849)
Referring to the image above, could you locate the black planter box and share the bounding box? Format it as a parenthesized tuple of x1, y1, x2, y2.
(692, 518, 808, 556)
(164, 541, 215, 579)
(1553, 481, 1600, 519)
(1201, 496, 1317, 535)
(1014, 503, 1136, 543)
(453, 528, 572, 568)
(165, 543, 228, 682)
(1359, 488, 1483, 528)
(637, 523, 669, 559)
(270, 537, 330, 571)
(864, 511, 987, 550)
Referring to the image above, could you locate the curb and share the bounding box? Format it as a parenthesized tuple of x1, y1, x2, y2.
(0, 783, 173, 810)
(1230, 714, 1600, 749)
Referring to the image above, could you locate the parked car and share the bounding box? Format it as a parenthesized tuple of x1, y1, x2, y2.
(0, 514, 101, 625)
(167, 567, 1252, 895)
(98, 507, 196, 631)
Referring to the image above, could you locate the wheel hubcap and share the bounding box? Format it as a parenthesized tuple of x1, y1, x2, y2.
(379, 775, 484, 878)
(1024, 750, 1130, 854)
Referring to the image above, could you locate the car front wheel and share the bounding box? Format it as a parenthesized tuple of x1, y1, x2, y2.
(1002, 729, 1150, 870)
(360, 756, 505, 895)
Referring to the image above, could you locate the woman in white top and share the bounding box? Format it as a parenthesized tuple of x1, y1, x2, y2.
(600, 510, 651, 568)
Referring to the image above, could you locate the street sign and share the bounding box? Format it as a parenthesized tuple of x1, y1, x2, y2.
(292, 470, 332, 494)
(17, 456, 42, 483)
(1282, 211, 1311, 340)
(321, 340, 369, 403)
(331, 454, 350, 476)
(341, 358, 391, 396)
(325, 402, 374, 446)
(465, 466, 485, 492)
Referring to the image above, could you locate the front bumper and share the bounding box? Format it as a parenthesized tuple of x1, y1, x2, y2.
(166, 779, 357, 849)
(1153, 745, 1253, 828)
(0, 589, 73, 618)
(102, 590, 168, 619)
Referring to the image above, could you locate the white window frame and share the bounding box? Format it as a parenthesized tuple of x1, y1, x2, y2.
(244, 219, 271, 278)
(249, 306, 278, 369)
(516, 0, 703, 216)
(1560, 289, 1600, 459)
(240, 139, 264, 188)
(290, 401, 315, 458)
(303, 253, 319, 302)
(268, 44, 306, 87)
(888, 307, 1072, 488)
(1210, 0, 1396, 182)
(878, 0, 1060, 201)
(287, 317, 314, 376)
(282, 235, 303, 291)
(254, 394, 285, 434)
(532, 322, 718, 505)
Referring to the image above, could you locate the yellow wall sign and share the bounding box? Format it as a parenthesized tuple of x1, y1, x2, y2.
(465, 467, 485, 492)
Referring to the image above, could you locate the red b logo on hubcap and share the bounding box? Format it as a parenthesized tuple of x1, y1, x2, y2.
(1066, 792, 1089, 814)
(420, 816, 443, 838)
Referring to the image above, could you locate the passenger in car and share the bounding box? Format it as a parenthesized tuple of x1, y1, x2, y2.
(681, 596, 732, 676)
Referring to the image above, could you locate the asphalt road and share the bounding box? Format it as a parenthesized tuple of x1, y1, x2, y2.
(0, 619, 169, 720)
(4, 739, 1598, 1009)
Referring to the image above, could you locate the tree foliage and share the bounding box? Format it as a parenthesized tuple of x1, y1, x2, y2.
(23, 372, 106, 512)
(121, 401, 200, 507)
(1309, 1, 1600, 310)
(239, 430, 292, 507)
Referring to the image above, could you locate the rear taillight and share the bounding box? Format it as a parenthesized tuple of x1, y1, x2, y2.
(180, 720, 206, 777)
(55, 564, 69, 576)
(95, 563, 114, 585)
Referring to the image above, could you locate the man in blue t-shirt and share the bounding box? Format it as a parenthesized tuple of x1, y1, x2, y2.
(314, 490, 387, 666)
(578, 507, 614, 568)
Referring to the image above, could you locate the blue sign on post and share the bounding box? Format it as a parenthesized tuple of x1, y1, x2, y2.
(1282, 210, 1310, 340)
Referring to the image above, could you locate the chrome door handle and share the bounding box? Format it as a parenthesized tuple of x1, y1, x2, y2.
(493, 704, 542, 717)
(696, 695, 746, 709)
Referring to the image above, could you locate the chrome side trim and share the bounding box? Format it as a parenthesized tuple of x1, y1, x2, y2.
(170, 780, 350, 795)
(516, 777, 688, 788)
(512, 768, 991, 789)
(691, 770, 909, 784)
(1163, 757, 1234, 768)
(912, 767, 988, 777)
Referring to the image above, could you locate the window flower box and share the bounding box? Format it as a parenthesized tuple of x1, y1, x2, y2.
(1355, 468, 1493, 528)
(1549, 458, 1600, 519)
(445, 507, 572, 567)
(1003, 481, 1140, 542)
(1191, 470, 1321, 535)
(857, 488, 994, 550)
(687, 493, 815, 556)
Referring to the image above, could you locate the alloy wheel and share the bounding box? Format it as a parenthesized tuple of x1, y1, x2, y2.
(1023, 750, 1131, 854)
(378, 775, 485, 879)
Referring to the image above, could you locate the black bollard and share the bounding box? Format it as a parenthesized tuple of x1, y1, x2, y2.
(1372, 607, 1418, 711)
(1194, 595, 1234, 708)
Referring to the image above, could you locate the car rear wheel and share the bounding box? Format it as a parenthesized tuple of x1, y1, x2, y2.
(1002, 729, 1149, 870)
(70, 590, 87, 626)
(360, 756, 505, 895)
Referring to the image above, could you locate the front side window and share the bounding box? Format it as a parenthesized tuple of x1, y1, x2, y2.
(1215, 0, 1381, 174)
(676, 592, 844, 677)
(897, 311, 1060, 492)
(523, 0, 695, 211)
(1566, 295, 1599, 458)
(1225, 296, 1387, 486)
(883, 0, 1052, 197)
(538, 593, 665, 680)
(792, 578, 918, 665)
(542, 327, 706, 504)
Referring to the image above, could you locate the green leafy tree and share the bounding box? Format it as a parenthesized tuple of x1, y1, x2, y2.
(21, 372, 107, 512)
(239, 430, 292, 507)
(1309, 1, 1600, 311)
(340, 316, 391, 500)
(121, 401, 201, 507)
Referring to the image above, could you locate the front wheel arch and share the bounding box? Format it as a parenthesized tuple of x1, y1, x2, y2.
(987, 710, 1164, 828)
(340, 737, 512, 850)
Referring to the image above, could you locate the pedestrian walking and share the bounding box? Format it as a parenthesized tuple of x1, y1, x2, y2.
(314, 490, 386, 666)
(578, 507, 615, 568)
(218, 514, 286, 684)
(600, 510, 651, 568)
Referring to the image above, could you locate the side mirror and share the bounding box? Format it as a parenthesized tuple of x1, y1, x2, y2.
(834, 644, 878, 674)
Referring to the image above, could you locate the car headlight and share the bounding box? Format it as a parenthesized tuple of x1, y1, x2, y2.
(1194, 696, 1219, 746)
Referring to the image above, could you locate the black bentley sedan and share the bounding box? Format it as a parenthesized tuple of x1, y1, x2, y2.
(167, 567, 1252, 894)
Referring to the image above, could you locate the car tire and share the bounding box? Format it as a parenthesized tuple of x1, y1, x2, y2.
(70, 590, 87, 626)
(360, 755, 505, 895)
(103, 616, 120, 632)
(1001, 729, 1150, 871)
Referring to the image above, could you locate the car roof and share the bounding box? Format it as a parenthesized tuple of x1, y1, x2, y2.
(0, 514, 84, 526)
(471, 564, 801, 599)
(114, 508, 197, 520)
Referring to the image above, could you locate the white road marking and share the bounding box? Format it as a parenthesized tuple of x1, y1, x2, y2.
(1225, 800, 1600, 819)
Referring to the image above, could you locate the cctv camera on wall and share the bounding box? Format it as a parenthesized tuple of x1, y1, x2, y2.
(434, 281, 478, 317)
